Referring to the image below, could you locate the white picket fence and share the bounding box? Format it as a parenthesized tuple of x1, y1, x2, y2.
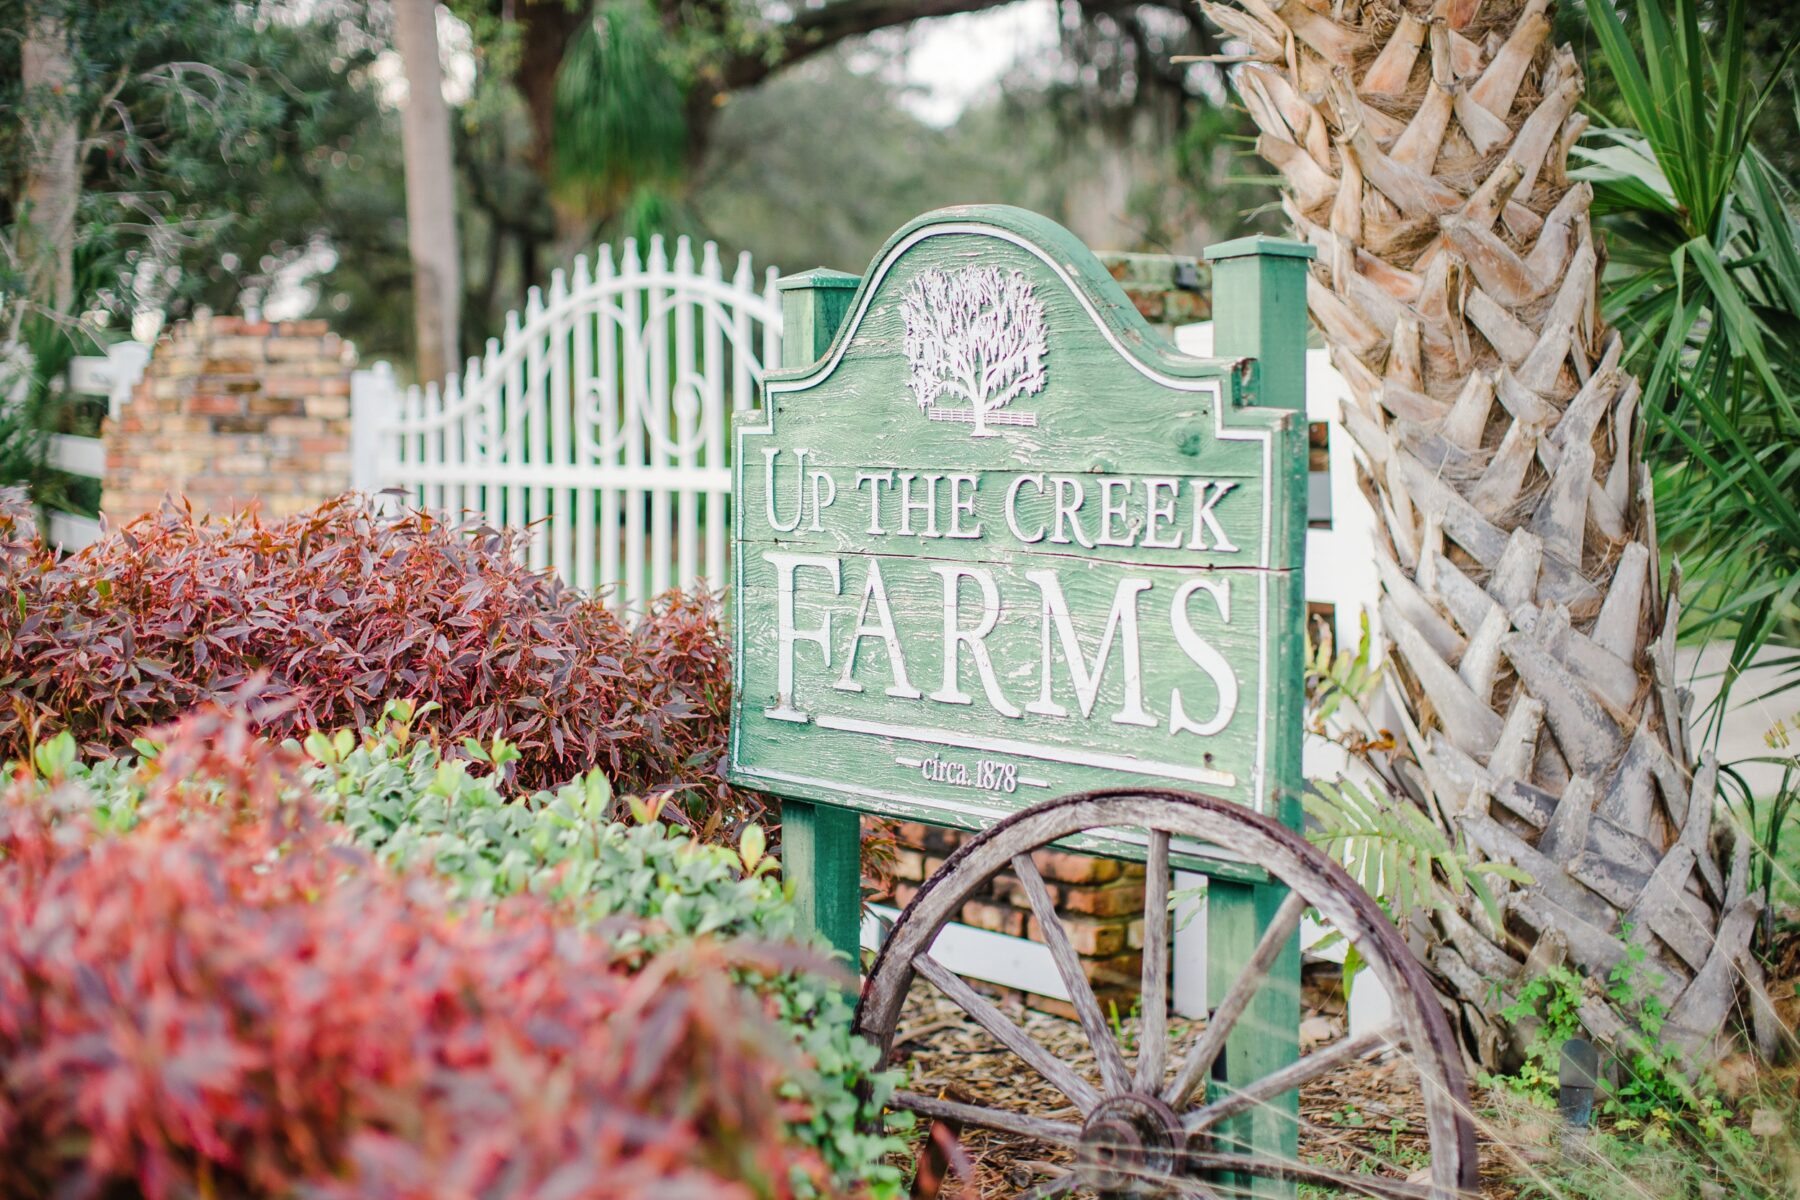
(40, 342, 152, 551)
(356, 236, 783, 615)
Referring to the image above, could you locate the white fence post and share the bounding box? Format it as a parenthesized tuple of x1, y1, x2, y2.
(42, 341, 151, 552)
(105, 341, 150, 419)
(1170, 320, 1397, 1037)
(350, 361, 397, 495)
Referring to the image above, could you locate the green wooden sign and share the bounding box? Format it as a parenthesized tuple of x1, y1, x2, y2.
(727, 207, 1312, 873)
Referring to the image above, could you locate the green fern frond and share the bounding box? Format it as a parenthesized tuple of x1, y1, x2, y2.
(1304, 776, 1529, 929)
(1305, 610, 1382, 728)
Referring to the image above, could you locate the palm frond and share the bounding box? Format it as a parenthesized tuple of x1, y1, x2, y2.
(1581, 0, 1800, 719)
(551, 2, 688, 218)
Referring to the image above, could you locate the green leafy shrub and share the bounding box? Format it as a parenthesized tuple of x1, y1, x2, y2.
(303, 706, 908, 1196)
(0, 494, 747, 835)
(1485, 944, 1735, 1144)
(1582, 0, 1800, 718)
(0, 707, 834, 1200)
(36, 702, 909, 1196)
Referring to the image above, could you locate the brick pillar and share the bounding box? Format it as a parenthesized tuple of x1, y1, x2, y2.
(1098, 252, 1212, 330)
(103, 313, 357, 523)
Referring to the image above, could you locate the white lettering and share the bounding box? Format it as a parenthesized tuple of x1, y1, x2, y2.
(1024, 570, 1155, 727)
(1095, 478, 1135, 547)
(855, 470, 894, 535)
(1048, 476, 1094, 547)
(1186, 480, 1240, 552)
(946, 474, 982, 539)
(763, 448, 808, 533)
(1142, 478, 1183, 549)
(1005, 473, 1047, 543)
(899, 473, 942, 538)
(928, 564, 1021, 717)
(807, 468, 838, 532)
(763, 552, 840, 723)
(834, 558, 922, 699)
(1169, 577, 1239, 737)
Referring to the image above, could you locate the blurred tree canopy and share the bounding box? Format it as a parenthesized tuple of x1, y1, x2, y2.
(3, 0, 1795, 389)
(1, 0, 1270, 390)
(0, 2, 407, 344)
(0, 0, 402, 510)
(1552, 0, 1800, 178)
(521, 0, 1270, 254)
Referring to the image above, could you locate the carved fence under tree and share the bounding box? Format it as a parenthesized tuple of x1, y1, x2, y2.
(354, 235, 783, 616)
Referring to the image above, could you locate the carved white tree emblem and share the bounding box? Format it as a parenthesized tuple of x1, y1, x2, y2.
(900, 266, 1047, 437)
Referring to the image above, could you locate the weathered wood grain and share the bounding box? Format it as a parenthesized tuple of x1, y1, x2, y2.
(893, 1089, 1082, 1144)
(727, 207, 1303, 835)
(913, 953, 1103, 1113)
(1136, 828, 1172, 1092)
(1011, 851, 1134, 1095)
(1183, 1026, 1399, 1132)
(1165, 889, 1307, 1109)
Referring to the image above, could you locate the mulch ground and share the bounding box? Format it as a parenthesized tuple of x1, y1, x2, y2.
(886, 978, 1559, 1198)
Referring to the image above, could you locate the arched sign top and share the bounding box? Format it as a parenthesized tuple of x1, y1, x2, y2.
(769, 204, 1231, 391)
(729, 206, 1310, 867)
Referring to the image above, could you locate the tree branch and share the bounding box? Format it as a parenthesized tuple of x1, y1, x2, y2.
(716, 0, 1035, 92)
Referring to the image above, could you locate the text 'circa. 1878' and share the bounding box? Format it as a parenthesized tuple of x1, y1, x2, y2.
(728, 209, 1301, 853)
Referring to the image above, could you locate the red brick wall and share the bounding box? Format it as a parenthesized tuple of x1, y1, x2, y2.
(1100, 252, 1211, 328)
(868, 820, 1152, 1014)
(103, 313, 357, 524)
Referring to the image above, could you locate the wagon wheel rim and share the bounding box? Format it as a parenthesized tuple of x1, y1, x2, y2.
(854, 788, 1479, 1199)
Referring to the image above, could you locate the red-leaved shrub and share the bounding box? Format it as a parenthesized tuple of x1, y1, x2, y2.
(0, 708, 829, 1200)
(0, 495, 742, 825)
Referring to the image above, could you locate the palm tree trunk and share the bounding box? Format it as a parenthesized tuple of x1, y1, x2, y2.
(1215, 0, 1778, 1066)
(395, 0, 462, 383)
(19, 2, 79, 317)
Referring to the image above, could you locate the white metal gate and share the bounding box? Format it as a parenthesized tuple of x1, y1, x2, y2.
(358, 236, 782, 614)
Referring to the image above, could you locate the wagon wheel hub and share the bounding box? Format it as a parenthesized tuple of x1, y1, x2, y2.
(1075, 1093, 1185, 1196)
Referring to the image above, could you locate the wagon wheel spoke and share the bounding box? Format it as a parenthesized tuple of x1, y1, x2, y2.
(1162, 889, 1308, 1109)
(913, 953, 1103, 1114)
(1182, 1026, 1400, 1133)
(856, 791, 1481, 1199)
(1173, 1149, 1442, 1200)
(892, 1089, 1083, 1146)
(1010, 852, 1134, 1095)
(1134, 828, 1171, 1093)
(1172, 1182, 1232, 1200)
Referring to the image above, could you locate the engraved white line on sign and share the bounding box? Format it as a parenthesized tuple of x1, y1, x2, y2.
(814, 713, 1237, 788)
(737, 764, 1255, 867)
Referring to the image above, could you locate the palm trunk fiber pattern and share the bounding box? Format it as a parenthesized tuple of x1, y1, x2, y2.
(1214, 0, 1779, 1066)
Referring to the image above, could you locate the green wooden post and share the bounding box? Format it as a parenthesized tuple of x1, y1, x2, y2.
(1202, 235, 1314, 1196)
(774, 267, 865, 966)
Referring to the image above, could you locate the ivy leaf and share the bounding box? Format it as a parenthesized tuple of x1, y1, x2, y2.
(739, 823, 766, 873)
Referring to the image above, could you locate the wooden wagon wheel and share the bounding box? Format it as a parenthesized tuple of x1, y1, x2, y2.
(855, 788, 1478, 1199)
